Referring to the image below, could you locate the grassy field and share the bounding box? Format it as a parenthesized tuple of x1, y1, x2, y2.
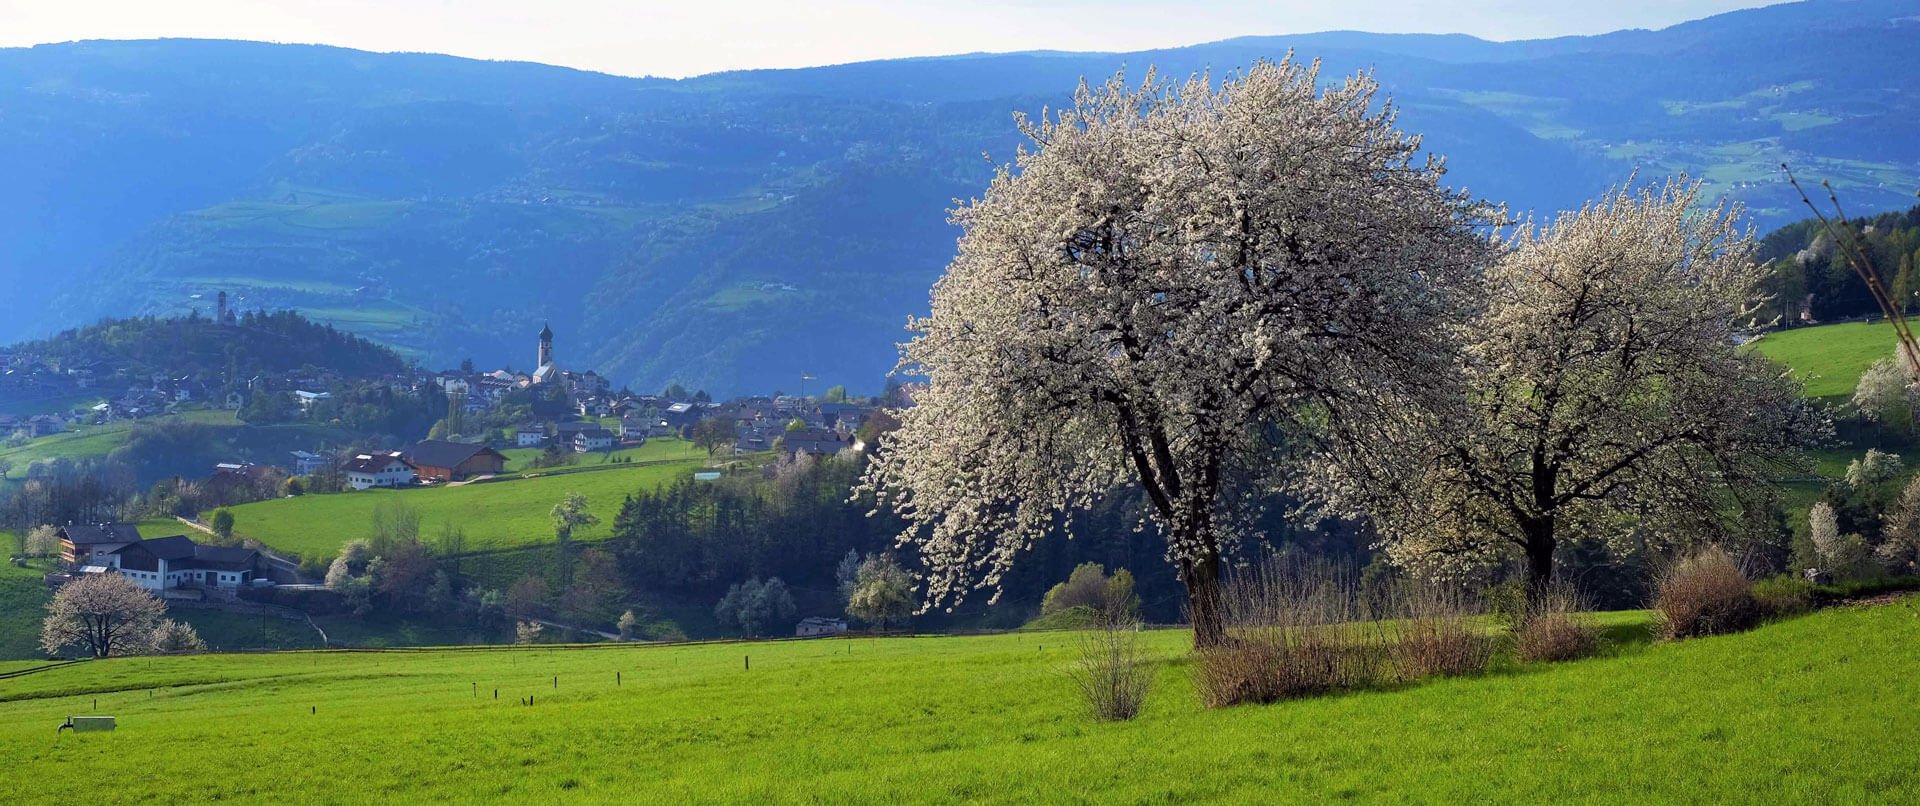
(0, 602, 1915, 802)
(0, 561, 52, 659)
(497, 437, 711, 475)
(0, 409, 241, 469)
(221, 456, 724, 559)
(1751, 321, 1901, 401)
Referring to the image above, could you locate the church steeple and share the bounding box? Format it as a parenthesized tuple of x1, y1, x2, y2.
(537, 323, 555, 369)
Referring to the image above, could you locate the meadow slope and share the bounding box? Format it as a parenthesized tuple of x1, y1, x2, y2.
(1, 603, 1917, 802)
(220, 453, 724, 559)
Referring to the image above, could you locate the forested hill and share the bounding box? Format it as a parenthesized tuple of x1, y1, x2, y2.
(6, 310, 409, 382)
(1760, 203, 1920, 323)
(0, 0, 1916, 394)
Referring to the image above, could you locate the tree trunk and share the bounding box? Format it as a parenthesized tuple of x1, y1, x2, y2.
(1180, 552, 1228, 649)
(1521, 516, 1557, 606)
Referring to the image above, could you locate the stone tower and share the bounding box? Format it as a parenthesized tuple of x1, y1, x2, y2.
(216, 291, 229, 324)
(538, 322, 555, 368)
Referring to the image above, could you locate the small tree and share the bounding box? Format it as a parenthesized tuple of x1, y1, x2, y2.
(148, 619, 207, 654)
(617, 609, 639, 641)
(514, 620, 544, 645)
(41, 573, 167, 658)
(846, 554, 914, 632)
(506, 575, 550, 621)
(550, 494, 598, 590)
(692, 417, 738, 457)
(210, 509, 236, 541)
(713, 577, 797, 636)
(24, 525, 60, 559)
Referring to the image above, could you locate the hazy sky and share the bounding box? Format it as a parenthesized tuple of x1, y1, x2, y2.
(0, 0, 1786, 78)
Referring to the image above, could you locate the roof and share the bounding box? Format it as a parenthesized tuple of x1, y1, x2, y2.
(58, 523, 143, 546)
(117, 534, 198, 561)
(554, 421, 599, 434)
(540, 322, 554, 340)
(345, 452, 412, 474)
(403, 440, 506, 469)
(110, 535, 258, 571)
(573, 428, 616, 440)
(190, 544, 261, 571)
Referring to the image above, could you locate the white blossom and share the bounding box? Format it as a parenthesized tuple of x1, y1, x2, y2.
(861, 58, 1493, 643)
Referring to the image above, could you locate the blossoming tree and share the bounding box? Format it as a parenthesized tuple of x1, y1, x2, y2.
(862, 59, 1491, 646)
(1352, 181, 1823, 596)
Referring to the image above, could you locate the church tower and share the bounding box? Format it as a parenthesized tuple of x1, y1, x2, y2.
(537, 322, 555, 369)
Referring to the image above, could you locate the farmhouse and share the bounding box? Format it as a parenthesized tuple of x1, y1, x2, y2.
(796, 617, 848, 637)
(56, 523, 145, 566)
(345, 452, 417, 490)
(403, 440, 508, 481)
(572, 427, 617, 453)
(514, 426, 547, 447)
(289, 450, 328, 476)
(91, 534, 262, 592)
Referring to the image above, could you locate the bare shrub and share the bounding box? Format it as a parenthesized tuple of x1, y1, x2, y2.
(1654, 546, 1761, 640)
(1388, 582, 1493, 681)
(1513, 584, 1599, 663)
(1066, 602, 1153, 721)
(1194, 561, 1387, 708)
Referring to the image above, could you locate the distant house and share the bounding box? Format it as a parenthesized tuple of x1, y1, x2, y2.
(514, 426, 547, 448)
(403, 440, 508, 482)
(796, 617, 848, 637)
(289, 450, 328, 476)
(663, 402, 699, 428)
(91, 534, 262, 592)
(26, 414, 65, 437)
(293, 390, 332, 412)
(781, 428, 854, 458)
(619, 416, 651, 440)
(56, 523, 145, 567)
(345, 452, 417, 490)
(572, 428, 617, 453)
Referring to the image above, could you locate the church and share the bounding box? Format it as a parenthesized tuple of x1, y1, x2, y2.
(525, 323, 609, 396)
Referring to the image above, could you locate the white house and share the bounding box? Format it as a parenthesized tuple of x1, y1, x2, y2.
(289, 450, 328, 476)
(795, 617, 848, 637)
(92, 535, 261, 592)
(294, 390, 332, 412)
(572, 428, 616, 453)
(344, 452, 416, 490)
(514, 427, 547, 448)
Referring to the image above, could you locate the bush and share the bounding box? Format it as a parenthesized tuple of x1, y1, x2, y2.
(1194, 561, 1386, 708)
(1750, 575, 1815, 617)
(1388, 583, 1493, 680)
(1066, 604, 1153, 721)
(1513, 584, 1599, 663)
(1654, 547, 1761, 640)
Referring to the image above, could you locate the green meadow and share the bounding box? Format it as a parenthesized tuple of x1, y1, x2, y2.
(221, 455, 724, 559)
(497, 437, 712, 475)
(1751, 320, 1901, 401)
(1, 603, 1916, 802)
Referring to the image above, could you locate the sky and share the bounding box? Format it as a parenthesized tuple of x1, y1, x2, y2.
(0, 0, 1786, 78)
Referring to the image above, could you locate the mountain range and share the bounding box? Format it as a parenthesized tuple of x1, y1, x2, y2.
(1, 0, 1917, 395)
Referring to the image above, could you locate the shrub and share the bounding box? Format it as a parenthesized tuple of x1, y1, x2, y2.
(1194, 561, 1386, 708)
(1654, 547, 1761, 640)
(1388, 583, 1493, 680)
(1066, 603, 1153, 721)
(1513, 584, 1599, 663)
(148, 619, 207, 654)
(1750, 575, 1815, 617)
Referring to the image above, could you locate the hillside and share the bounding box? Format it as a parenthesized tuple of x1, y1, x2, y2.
(0, 0, 1916, 394)
(220, 442, 720, 560)
(2, 603, 1916, 801)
